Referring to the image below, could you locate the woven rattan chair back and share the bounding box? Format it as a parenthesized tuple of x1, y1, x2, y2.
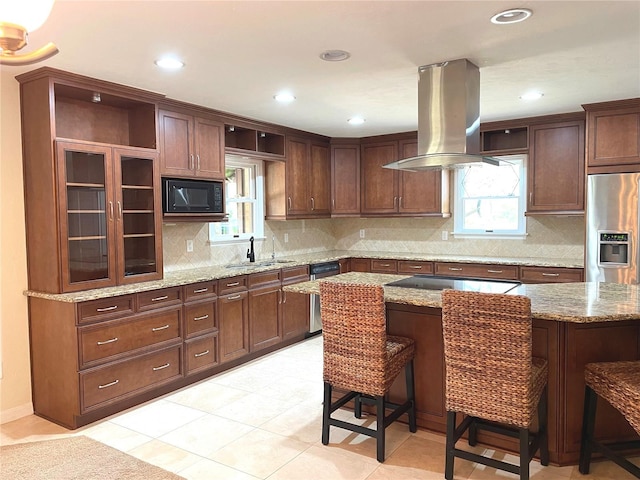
(442, 290, 537, 428)
(320, 281, 388, 397)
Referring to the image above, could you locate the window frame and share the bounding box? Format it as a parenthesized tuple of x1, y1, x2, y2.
(453, 154, 527, 238)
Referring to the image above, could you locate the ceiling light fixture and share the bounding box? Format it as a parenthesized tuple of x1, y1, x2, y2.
(347, 117, 365, 125)
(320, 50, 351, 62)
(154, 57, 185, 70)
(520, 91, 544, 101)
(490, 8, 533, 25)
(273, 92, 296, 103)
(0, 0, 59, 66)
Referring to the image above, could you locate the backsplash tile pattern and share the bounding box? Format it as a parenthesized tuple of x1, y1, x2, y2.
(164, 216, 584, 272)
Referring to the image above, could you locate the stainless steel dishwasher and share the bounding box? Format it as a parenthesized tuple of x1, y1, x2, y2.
(308, 261, 340, 335)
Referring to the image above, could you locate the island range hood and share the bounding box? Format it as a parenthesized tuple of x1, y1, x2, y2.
(384, 58, 502, 171)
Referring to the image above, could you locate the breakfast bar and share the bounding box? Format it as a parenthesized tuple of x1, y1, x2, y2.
(284, 272, 640, 466)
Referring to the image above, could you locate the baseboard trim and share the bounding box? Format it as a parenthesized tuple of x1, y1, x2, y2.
(1, 403, 33, 424)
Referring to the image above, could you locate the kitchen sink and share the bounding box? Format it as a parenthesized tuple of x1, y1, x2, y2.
(225, 260, 295, 269)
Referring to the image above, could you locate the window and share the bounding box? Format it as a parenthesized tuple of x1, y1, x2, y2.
(453, 155, 526, 237)
(209, 156, 264, 242)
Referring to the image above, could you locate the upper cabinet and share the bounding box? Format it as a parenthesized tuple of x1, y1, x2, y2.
(583, 98, 640, 174)
(17, 67, 164, 293)
(265, 135, 331, 219)
(225, 125, 285, 159)
(331, 141, 361, 216)
(360, 136, 449, 217)
(158, 105, 225, 180)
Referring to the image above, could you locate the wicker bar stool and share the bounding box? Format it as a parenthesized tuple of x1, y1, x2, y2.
(579, 361, 640, 478)
(441, 290, 549, 480)
(319, 281, 417, 462)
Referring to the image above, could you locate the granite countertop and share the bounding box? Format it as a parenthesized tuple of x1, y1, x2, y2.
(24, 250, 584, 303)
(283, 272, 640, 324)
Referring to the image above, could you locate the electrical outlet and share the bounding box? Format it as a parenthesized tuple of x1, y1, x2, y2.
(360, 229, 365, 238)
(284, 233, 289, 243)
(441, 231, 449, 241)
(186, 240, 194, 252)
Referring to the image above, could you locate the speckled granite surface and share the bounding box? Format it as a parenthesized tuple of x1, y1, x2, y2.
(24, 250, 583, 303)
(283, 272, 640, 324)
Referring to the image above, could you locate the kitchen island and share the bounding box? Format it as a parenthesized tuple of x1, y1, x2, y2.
(284, 272, 640, 466)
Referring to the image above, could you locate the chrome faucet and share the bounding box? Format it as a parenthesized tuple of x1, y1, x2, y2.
(247, 236, 255, 263)
(271, 236, 276, 260)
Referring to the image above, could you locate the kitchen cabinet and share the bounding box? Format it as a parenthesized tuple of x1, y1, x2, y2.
(331, 142, 361, 216)
(282, 266, 310, 340)
(350, 258, 371, 272)
(225, 124, 285, 158)
(360, 138, 449, 216)
(248, 270, 283, 352)
(520, 267, 583, 283)
(18, 68, 164, 294)
(397, 260, 434, 275)
(183, 281, 218, 374)
(218, 276, 250, 363)
(434, 262, 519, 280)
(527, 118, 585, 214)
(338, 258, 350, 273)
(265, 135, 331, 219)
(480, 123, 529, 155)
(370, 259, 398, 273)
(583, 99, 640, 173)
(158, 106, 225, 180)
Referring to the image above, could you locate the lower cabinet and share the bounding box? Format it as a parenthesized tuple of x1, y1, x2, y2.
(519, 266, 584, 283)
(218, 276, 250, 363)
(282, 266, 310, 340)
(249, 270, 283, 352)
(183, 280, 218, 374)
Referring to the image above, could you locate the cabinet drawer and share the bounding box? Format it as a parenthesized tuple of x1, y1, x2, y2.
(435, 262, 519, 280)
(350, 258, 371, 272)
(398, 260, 434, 274)
(81, 346, 181, 411)
(184, 281, 217, 301)
(248, 269, 282, 288)
(137, 287, 182, 311)
(185, 334, 218, 374)
(282, 265, 309, 281)
(219, 276, 248, 294)
(520, 267, 584, 283)
(79, 308, 181, 367)
(78, 296, 135, 325)
(371, 259, 398, 273)
(184, 301, 216, 337)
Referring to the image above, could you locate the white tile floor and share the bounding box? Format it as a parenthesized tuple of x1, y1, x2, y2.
(2, 335, 638, 479)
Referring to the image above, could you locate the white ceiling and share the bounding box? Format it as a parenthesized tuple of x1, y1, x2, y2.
(8, 0, 640, 138)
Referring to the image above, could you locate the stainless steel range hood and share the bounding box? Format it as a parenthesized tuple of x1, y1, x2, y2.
(384, 58, 501, 171)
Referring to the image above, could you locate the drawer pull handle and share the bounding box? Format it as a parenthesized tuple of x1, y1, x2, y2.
(193, 314, 209, 321)
(194, 350, 210, 358)
(96, 337, 118, 345)
(152, 324, 170, 332)
(98, 379, 119, 389)
(226, 282, 240, 287)
(379, 263, 391, 267)
(152, 363, 170, 371)
(487, 269, 503, 274)
(226, 294, 241, 300)
(542, 273, 560, 277)
(151, 295, 169, 302)
(448, 267, 463, 271)
(96, 305, 118, 312)
(193, 288, 209, 293)
(409, 265, 423, 269)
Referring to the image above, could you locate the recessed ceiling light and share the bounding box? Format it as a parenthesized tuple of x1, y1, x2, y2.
(273, 92, 296, 103)
(320, 50, 351, 62)
(347, 117, 365, 125)
(154, 57, 185, 70)
(490, 8, 533, 24)
(520, 91, 544, 101)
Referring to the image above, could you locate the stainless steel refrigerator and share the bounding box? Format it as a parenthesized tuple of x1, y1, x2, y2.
(586, 173, 640, 283)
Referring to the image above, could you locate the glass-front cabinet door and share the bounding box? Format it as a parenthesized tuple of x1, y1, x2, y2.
(114, 148, 162, 283)
(56, 141, 116, 291)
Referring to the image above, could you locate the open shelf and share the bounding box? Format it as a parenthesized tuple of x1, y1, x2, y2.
(225, 125, 285, 157)
(481, 127, 528, 154)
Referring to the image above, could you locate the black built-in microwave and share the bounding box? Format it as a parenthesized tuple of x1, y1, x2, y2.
(162, 178, 224, 215)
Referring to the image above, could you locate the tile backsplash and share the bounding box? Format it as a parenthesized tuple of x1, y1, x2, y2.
(163, 216, 584, 272)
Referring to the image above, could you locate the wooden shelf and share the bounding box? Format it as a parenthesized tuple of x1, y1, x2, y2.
(481, 126, 528, 153)
(225, 125, 285, 157)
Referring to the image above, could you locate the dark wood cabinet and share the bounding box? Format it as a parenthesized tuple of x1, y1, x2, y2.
(361, 141, 398, 214)
(520, 266, 584, 283)
(434, 262, 519, 280)
(528, 119, 585, 214)
(218, 276, 249, 363)
(248, 270, 283, 352)
(370, 259, 398, 273)
(350, 258, 371, 272)
(183, 281, 218, 374)
(584, 98, 640, 173)
(281, 266, 310, 340)
(158, 107, 225, 180)
(331, 142, 361, 216)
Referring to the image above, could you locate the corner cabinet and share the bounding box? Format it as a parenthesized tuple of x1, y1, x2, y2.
(17, 67, 164, 293)
(158, 106, 225, 180)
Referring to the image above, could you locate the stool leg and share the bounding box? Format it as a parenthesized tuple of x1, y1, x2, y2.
(468, 420, 478, 447)
(376, 395, 386, 462)
(354, 394, 363, 419)
(445, 411, 456, 480)
(579, 386, 598, 474)
(538, 386, 549, 466)
(405, 360, 417, 433)
(322, 382, 332, 445)
(519, 427, 530, 480)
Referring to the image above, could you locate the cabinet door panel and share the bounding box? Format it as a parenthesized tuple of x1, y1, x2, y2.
(185, 334, 218, 374)
(589, 111, 640, 166)
(309, 142, 331, 215)
(219, 291, 249, 362)
(249, 285, 282, 352)
(286, 137, 310, 216)
(194, 117, 225, 179)
(397, 140, 443, 214)
(361, 142, 398, 214)
(159, 110, 193, 176)
(331, 144, 360, 215)
(282, 290, 309, 340)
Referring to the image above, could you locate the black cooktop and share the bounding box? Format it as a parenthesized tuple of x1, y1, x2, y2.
(385, 275, 521, 294)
